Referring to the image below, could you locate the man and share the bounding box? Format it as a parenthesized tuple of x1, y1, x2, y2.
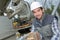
(30, 1, 60, 40)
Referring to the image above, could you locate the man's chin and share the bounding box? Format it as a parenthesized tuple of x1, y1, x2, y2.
(36, 18, 40, 20)
(36, 17, 42, 20)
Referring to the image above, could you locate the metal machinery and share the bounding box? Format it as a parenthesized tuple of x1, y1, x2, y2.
(0, 0, 11, 16)
(6, 0, 32, 29)
(0, 0, 32, 39)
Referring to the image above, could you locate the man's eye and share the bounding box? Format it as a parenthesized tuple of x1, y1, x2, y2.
(32, 11, 36, 13)
(37, 9, 40, 12)
(33, 12, 36, 13)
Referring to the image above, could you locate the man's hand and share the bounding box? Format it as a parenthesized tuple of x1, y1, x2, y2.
(26, 32, 41, 40)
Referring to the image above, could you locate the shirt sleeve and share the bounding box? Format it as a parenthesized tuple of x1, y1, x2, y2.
(31, 25, 35, 32)
(31, 24, 42, 39)
(52, 18, 59, 34)
(51, 18, 60, 40)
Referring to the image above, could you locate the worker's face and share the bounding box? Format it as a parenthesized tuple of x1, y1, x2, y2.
(32, 7, 44, 20)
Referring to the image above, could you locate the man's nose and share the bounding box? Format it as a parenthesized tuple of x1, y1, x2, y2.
(36, 12, 40, 15)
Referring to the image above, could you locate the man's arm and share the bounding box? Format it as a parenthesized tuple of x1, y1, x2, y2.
(52, 18, 59, 34)
(51, 18, 60, 40)
(31, 24, 42, 39)
(31, 25, 35, 32)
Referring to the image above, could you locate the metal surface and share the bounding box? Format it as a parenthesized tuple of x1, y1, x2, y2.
(0, 0, 10, 14)
(7, 0, 31, 20)
(0, 16, 15, 39)
(51, 0, 60, 16)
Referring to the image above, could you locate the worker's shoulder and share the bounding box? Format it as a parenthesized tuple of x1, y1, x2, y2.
(45, 14, 54, 19)
(43, 14, 54, 24)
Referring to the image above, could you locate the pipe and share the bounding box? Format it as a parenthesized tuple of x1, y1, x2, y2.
(51, 1, 60, 15)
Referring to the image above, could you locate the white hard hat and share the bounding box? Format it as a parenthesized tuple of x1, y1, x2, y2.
(30, 1, 43, 11)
